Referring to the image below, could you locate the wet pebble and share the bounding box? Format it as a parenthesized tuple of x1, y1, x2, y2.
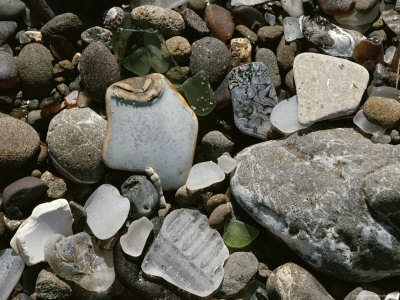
(40, 13, 84, 41)
(0, 52, 18, 89)
(0, 0, 25, 20)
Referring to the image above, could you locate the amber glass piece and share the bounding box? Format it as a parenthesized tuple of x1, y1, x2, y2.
(352, 36, 383, 73)
(40, 92, 65, 114)
(390, 45, 400, 72)
(316, 0, 355, 16)
(205, 4, 235, 40)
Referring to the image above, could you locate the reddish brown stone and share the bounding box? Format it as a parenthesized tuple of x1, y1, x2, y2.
(353, 36, 383, 73)
(205, 4, 235, 40)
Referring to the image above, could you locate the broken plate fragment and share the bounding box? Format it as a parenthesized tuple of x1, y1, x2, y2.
(141, 209, 229, 297)
(10, 199, 73, 265)
(103, 74, 198, 191)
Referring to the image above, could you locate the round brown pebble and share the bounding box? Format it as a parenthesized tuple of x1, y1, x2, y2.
(208, 202, 232, 229)
(257, 25, 284, 45)
(31, 170, 42, 177)
(165, 36, 191, 64)
(204, 193, 228, 214)
(363, 96, 400, 128)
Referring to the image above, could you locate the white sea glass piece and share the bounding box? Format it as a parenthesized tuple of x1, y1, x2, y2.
(141, 209, 229, 297)
(231, 0, 268, 6)
(0, 249, 24, 300)
(103, 74, 198, 191)
(84, 184, 130, 240)
(217, 153, 237, 174)
(353, 109, 391, 143)
(10, 199, 73, 266)
(120, 217, 154, 257)
(186, 161, 225, 191)
(283, 17, 304, 42)
(384, 45, 397, 64)
(370, 86, 399, 100)
(131, 0, 188, 8)
(281, 0, 304, 17)
(271, 96, 308, 134)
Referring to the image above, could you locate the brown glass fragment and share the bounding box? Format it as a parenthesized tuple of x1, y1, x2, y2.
(205, 4, 235, 40)
(40, 92, 65, 114)
(390, 44, 400, 72)
(352, 36, 383, 72)
(316, 0, 356, 15)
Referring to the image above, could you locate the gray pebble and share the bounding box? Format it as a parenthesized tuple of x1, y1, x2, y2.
(190, 37, 230, 86)
(34, 269, 72, 300)
(355, 0, 378, 13)
(284, 69, 295, 95)
(0, 0, 25, 20)
(277, 36, 298, 72)
(46, 107, 107, 184)
(17, 43, 54, 98)
(27, 99, 39, 111)
(201, 130, 235, 161)
(121, 175, 159, 219)
(0, 52, 18, 89)
(131, 5, 185, 37)
(255, 48, 281, 88)
(182, 8, 209, 37)
(81, 26, 112, 48)
(40, 13, 84, 41)
(235, 25, 258, 44)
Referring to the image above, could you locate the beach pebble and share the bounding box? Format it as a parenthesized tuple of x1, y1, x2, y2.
(34, 269, 72, 300)
(0, 114, 40, 168)
(182, 8, 210, 37)
(40, 13, 84, 41)
(81, 26, 112, 48)
(0, 52, 18, 89)
(363, 96, 400, 128)
(131, 5, 185, 37)
(255, 48, 281, 88)
(0, 0, 25, 20)
(0, 249, 25, 300)
(208, 202, 232, 229)
(165, 36, 191, 64)
(40, 171, 67, 199)
(201, 130, 235, 161)
(46, 107, 107, 184)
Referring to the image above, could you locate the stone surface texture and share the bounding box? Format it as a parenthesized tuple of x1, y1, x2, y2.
(47, 107, 107, 184)
(142, 209, 229, 297)
(266, 263, 334, 299)
(294, 53, 369, 126)
(363, 96, 400, 128)
(231, 128, 400, 282)
(0, 248, 25, 300)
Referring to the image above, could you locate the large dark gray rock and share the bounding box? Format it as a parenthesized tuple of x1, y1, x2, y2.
(231, 127, 400, 282)
(266, 263, 333, 300)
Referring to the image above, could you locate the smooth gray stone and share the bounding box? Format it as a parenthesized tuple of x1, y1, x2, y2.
(121, 175, 159, 219)
(0, 249, 25, 300)
(266, 263, 333, 300)
(47, 107, 107, 184)
(344, 288, 380, 300)
(231, 127, 400, 282)
(0, 0, 25, 20)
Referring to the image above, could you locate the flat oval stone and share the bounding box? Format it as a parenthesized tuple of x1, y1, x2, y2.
(0, 114, 40, 168)
(0, 21, 17, 43)
(47, 107, 107, 184)
(363, 96, 400, 128)
(205, 4, 235, 40)
(103, 74, 198, 191)
(316, 0, 356, 15)
(3, 176, 47, 219)
(0, 249, 25, 300)
(40, 13, 84, 41)
(232, 6, 266, 31)
(0, 52, 18, 89)
(228, 62, 278, 139)
(0, 0, 26, 20)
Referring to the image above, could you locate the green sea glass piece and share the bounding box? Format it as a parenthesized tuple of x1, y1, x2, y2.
(182, 71, 217, 117)
(117, 27, 186, 83)
(123, 47, 151, 76)
(222, 218, 259, 248)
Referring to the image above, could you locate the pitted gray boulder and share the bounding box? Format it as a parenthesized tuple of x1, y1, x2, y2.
(231, 127, 400, 282)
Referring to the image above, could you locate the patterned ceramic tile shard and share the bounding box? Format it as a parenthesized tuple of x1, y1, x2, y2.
(103, 74, 198, 191)
(228, 62, 278, 140)
(141, 209, 229, 297)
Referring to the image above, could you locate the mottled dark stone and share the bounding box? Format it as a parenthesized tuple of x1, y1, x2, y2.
(121, 175, 159, 219)
(3, 176, 47, 219)
(0, 21, 17, 43)
(40, 13, 84, 41)
(228, 62, 278, 140)
(182, 8, 209, 38)
(0, 52, 18, 89)
(232, 6, 266, 32)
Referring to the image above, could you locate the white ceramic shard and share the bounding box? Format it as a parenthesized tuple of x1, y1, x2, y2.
(217, 153, 237, 174)
(271, 96, 308, 134)
(281, 0, 304, 17)
(0, 249, 24, 300)
(10, 199, 73, 266)
(186, 161, 225, 191)
(131, 0, 188, 8)
(283, 17, 304, 42)
(103, 74, 198, 191)
(294, 53, 369, 125)
(353, 110, 391, 143)
(84, 184, 130, 240)
(120, 217, 154, 257)
(231, 0, 267, 6)
(141, 209, 229, 297)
